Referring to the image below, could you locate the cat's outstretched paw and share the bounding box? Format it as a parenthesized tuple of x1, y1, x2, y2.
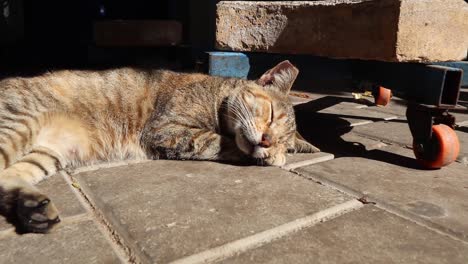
(292, 138, 320, 153)
(261, 153, 286, 167)
(17, 192, 60, 233)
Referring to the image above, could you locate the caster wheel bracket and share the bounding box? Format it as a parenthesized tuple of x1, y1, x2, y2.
(406, 105, 434, 145)
(407, 105, 460, 168)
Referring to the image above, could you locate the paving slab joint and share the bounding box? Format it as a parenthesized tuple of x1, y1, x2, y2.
(291, 169, 468, 245)
(70, 160, 150, 175)
(357, 195, 377, 205)
(60, 171, 145, 264)
(282, 153, 335, 170)
(372, 197, 468, 245)
(352, 129, 406, 147)
(169, 200, 364, 264)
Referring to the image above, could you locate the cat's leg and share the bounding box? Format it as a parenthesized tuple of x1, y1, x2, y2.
(0, 114, 41, 171)
(0, 146, 65, 233)
(0, 115, 90, 233)
(290, 131, 321, 153)
(143, 124, 248, 162)
(0, 111, 59, 232)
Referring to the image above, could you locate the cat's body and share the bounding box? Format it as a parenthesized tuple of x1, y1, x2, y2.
(0, 68, 228, 168)
(0, 61, 318, 233)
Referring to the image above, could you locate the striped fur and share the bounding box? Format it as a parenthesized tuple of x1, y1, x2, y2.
(0, 61, 318, 233)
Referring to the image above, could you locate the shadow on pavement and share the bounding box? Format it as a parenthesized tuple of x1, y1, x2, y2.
(294, 96, 424, 170)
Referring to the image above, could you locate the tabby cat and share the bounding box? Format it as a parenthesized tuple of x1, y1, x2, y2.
(0, 60, 318, 233)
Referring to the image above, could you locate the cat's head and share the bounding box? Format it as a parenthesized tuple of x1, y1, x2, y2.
(225, 60, 319, 166)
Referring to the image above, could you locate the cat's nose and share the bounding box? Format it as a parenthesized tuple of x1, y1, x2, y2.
(258, 133, 272, 148)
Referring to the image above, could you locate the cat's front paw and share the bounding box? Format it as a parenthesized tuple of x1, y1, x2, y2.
(17, 192, 60, 233)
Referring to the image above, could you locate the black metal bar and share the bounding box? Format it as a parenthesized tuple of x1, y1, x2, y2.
(353, 61, 462, 108)
(435, 61, 468, 88)
(406, 105, 434, 144)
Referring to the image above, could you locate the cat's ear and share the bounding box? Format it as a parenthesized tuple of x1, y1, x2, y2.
(289, 131, 321, 153)
(257, 60, 299, 94)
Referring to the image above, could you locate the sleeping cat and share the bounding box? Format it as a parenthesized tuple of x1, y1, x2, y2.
(0, 60, 319, 233)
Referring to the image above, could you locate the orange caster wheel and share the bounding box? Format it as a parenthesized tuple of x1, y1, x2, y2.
(374, 86, 392, 106)
(413, 124, 460, 169)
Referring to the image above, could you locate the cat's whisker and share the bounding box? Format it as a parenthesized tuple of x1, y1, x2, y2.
(231, 99, 255, 130)
(230, 107, 252, 132)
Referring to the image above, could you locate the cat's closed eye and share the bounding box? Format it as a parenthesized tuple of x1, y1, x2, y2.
(268, 102, 274, 126)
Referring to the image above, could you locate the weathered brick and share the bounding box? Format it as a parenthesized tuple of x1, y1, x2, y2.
(216, 0, 468, 62)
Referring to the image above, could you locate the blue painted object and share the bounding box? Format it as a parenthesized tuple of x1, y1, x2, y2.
(434, 61, 468, 87)
(208, 52, 250, 79)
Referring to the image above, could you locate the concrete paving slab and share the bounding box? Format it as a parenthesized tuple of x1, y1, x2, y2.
(351, 119, 412, 146)
(364, 99, 408, 118)
(75, 160, 352, 263)
(317, 102, 397, 127)
(458, 121, 468, 128)
(340, 132, 389, 151)
(223, 206, 468, 264)
(295, 93, 466, 162)
(0, 173, 86, 231)
(296, 145, 468, 239)
(283, 152, 334, 170)
(294, 104, 395, 159)
(172, 200, 363, 264)
(351, 119, 468, 163)
(455, 127, 468, 165)
(364, 100, 468, 124)
(366, 103, 468, 125)
(0, 219, 122, 264)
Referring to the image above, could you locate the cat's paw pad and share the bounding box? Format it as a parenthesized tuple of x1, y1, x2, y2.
(17, 193, 60, 233)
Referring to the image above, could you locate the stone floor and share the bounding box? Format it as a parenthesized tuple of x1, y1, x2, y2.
(0, 90, 467, 264)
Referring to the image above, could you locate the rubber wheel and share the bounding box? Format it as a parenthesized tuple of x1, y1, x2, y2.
(375, 86, 392, 106)
(413, 124, 460, 169)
